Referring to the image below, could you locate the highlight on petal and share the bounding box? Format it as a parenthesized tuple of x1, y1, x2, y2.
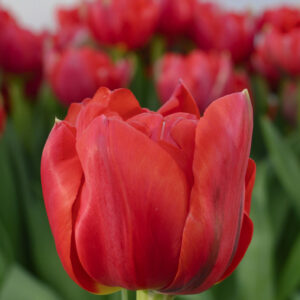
(74, 115, 190, 290)
(161, 91, 253, 294)
(158, 81, 200, 118)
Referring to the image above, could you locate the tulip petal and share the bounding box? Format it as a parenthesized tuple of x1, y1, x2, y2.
(75, 116, 189, 289)
(158, 82, 200, 118)
(41, 121, 99, 292)
(76, 87, 142, 134)
(108, 88, 143, 119)
(218, 158, 256, 281)
(65, 103, 84, 126)
(218, 213, 253, 281)
(161, 91, 253, 294)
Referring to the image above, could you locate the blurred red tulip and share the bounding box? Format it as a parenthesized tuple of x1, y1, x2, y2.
(157, 0, 194, 36)
(252, 27, 300, 79)
(192, 2, 257, 63)
(155, 50, 249, 113)
(258, 6, 300, 32)
(41, 82, 255, 294)
(87, 0, 160, 49)
(54, 4, 90, 50)
(0, 9, 43, 73)
(45, 47, 132, 105)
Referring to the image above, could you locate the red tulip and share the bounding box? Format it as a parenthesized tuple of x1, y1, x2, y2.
(0, 9, 43, 73)
(258, 6, 300, 32)
(191, 2, 257, 63)
(87, 0, 160, 49)
(54, 5, 90, 50)
(41, 82, 255, 294)
(45, 47, 132, 105)
(252, 27, 300, 79)
(155, 50, 249, 113)
(157, 0, 194, 36)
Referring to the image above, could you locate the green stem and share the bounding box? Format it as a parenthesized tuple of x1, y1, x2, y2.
(136, 290, 174, 300)
(122, 289, 129, 300)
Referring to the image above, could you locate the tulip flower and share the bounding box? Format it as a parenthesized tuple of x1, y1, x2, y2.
(0, 9, 43, 74)
(258, 6, 300, 32)
(87, 0, 160, 49)
(157, 0, 194, 37)
(155, 50, 249, 113)
(252, 27, 300, 80)
(45, 47, 132, 105)
(54, 4, 90, 50)
(41, 82, 255, 295)
(191, 2, 257, 63)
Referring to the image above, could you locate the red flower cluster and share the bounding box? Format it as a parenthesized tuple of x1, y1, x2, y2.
(41, 82, 255, 294)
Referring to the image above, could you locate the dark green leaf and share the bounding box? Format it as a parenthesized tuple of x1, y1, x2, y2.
(236, 162, 275, 300)
(0, 264, 61, 300)
(261, 117, 300, 216)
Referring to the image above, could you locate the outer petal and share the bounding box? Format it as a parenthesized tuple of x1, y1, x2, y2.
(41, 121, 97, 292)
(158, 82, 200, 118)
(65, 102, 85, 126)
(218, 159, 256, 281)
(161, 91, 253, 294)
(74, 116, 190, 289)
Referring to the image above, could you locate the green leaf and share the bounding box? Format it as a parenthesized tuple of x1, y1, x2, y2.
(0, 264, 62, 300)
(0, 133, 23, 262)
(8, 80, 33, 149)
(277, 234, 300, 300)
(0, 220, 13, 287)
(236, 162, 275, 300)
(268, 179, 290, 242)
(261, 117, 300, 216)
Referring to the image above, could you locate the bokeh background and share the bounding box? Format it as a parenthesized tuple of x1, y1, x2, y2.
(2, 0, 300, 30)
(0, 0, 300, 300)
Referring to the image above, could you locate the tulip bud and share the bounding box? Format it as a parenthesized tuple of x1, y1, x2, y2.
(41, 82, 255, 295)
(191, 2, 257, 63)
(45, 47, 132, 105)
(87, 0, 160, 49)
(157, 0, 194, 37)
(0, 9, 43, 74)
(155, 50, 250, 114)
